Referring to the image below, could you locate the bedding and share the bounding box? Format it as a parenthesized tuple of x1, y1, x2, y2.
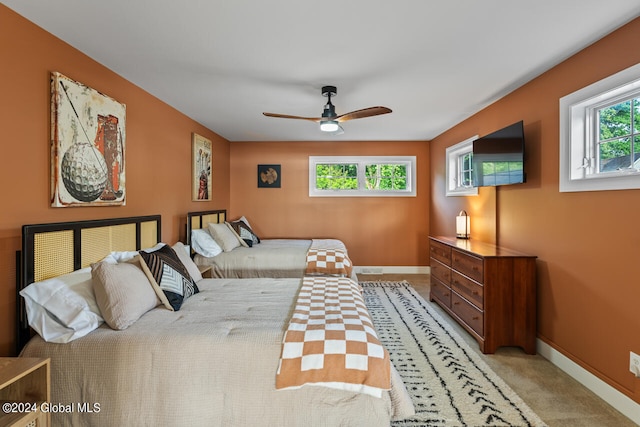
(19, 267, 103, 343)
(137, 244, 199, 311)
(194, 238, 358, 280)
(20, 277, 414, 426)
(305, 239, 353, 277)
(90, 260, 159, 330)
(277, 276, 389, 397)
(188, 210, 357, 280)
(193, 238, 313, 278)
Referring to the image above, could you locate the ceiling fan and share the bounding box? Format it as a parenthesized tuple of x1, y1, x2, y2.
(263, 85, 392, 133)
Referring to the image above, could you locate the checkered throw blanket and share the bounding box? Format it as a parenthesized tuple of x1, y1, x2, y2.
(276, 276, 391, 398)
(305, 239, 353, 277)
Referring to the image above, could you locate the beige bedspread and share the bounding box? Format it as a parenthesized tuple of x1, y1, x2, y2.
(21, 277, 414, 426)
(194, 239, 311, 278)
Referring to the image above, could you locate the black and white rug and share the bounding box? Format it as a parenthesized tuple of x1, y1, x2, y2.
(361, 281, 547, 427)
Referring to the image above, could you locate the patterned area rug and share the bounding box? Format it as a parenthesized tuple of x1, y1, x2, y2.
(361, 281, 547, 427)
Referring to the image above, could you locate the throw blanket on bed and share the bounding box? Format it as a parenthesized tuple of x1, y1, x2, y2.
(305, 239, 353, 277)
(276, 276, 390, 398)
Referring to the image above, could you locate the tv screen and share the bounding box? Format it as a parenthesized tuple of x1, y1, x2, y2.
(472, 121, 525, 187)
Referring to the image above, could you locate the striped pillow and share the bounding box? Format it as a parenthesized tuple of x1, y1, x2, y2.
(138, 245, 199, 311)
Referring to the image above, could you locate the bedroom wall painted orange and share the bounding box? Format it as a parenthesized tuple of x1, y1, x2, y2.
(0, 6, 231, 355)
(430, 18, 640, 404)
(229, 140, 430, 268)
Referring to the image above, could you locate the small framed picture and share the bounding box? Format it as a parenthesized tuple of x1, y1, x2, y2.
(192, 133, 212, 201)
(257, 164, 281, 188)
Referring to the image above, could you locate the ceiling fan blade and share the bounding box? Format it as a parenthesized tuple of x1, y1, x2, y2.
(262, 112, 321, 122)
(335, 106, 392, 122)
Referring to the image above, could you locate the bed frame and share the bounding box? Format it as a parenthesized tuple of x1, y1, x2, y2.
(16, 215, 161, 353)
(186, 209, 226, 246)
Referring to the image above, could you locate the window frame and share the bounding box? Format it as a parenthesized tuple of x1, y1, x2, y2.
(560, 62, 640, 193)
(445, 136, 478, 197)
(308, 155, 416, 197)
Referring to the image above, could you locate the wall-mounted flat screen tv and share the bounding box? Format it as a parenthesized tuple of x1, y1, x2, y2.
(472, 120, 525, 187)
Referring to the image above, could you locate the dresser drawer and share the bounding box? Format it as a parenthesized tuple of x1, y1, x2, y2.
(430, 258, 451, 284)
(430, 276, 451, 308)
(452, 249, 483, 282)
(430, 240, 451, 266)
(452, 292, 484, 336)
(451, 271, 483, 309)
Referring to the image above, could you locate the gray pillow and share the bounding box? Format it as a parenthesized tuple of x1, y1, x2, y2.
(91, 261, 159, 330)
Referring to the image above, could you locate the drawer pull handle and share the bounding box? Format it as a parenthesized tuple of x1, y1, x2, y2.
(472, 316, 479, 320)
(453, 301, 459, 305)
(444, 293, 449, 297)
(472, 291, 479, 295)
(473, 266, 479, 271)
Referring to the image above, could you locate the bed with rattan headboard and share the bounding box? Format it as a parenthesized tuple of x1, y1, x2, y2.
(17, 215, 161, 352)
(16, 214, 413, 426)
(186, 209, 356, 279)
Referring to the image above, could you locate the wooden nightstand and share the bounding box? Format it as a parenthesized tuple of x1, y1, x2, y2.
(0, 357, 50, 427)
(198, 264, 213, 279)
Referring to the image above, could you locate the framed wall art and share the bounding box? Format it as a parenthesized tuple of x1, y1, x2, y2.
(192, 133, 212, 201)
(51, 71, 126, 207)
(257, 164, 281, 188)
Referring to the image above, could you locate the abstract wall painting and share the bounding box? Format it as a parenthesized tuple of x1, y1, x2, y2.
(51, 72, 126, 207)
(192, 133, 212, 201)
(257, 164, 281, 188)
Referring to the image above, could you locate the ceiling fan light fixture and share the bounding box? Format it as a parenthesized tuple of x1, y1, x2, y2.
(320, 120, 340, 132)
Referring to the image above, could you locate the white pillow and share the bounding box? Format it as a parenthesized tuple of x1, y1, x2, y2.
(191, 228, 223, 257)
(208, 223, 242, 252)
(20, 268, 103, 343)
(108, 243, 166, 263)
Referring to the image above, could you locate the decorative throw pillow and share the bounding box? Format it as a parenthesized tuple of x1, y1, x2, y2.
(172, 241, 203, 282)
(137, 245, 199, 311)
(208, 222, 243, 252)
(91, 261, 159, 330)
(228, 219, 260, 247)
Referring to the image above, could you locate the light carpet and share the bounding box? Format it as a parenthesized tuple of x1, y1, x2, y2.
(361, 281, 547, 427)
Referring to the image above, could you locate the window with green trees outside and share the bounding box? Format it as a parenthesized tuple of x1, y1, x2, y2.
(309, 156, 416, 197)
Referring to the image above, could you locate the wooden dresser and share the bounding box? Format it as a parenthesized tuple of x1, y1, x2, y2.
(429, 236, 537, 354)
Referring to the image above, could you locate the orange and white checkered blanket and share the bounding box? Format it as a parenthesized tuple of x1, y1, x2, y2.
(276, 276, 390, 398)
(305, 239, 353, 277)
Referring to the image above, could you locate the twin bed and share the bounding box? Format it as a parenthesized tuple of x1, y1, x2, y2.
(16, 213, 414, 426)
(187, 209, 357, 280)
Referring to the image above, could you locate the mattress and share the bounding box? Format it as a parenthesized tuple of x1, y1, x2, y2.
(21, 277, 414, 426)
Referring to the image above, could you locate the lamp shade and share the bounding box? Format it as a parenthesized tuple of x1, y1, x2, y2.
(320, 120, 339, 132)
(456, 210, 470, 239)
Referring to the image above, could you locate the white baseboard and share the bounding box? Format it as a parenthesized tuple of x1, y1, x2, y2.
(354, 266, 430, 275)
(537, 340, 640, 425)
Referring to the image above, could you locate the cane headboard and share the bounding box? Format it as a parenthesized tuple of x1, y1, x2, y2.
(186, 209, 227, 246)
(16, 215, 161, 352)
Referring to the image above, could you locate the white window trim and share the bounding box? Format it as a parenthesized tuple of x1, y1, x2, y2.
(309, 156, 416, 197)
(446, 136, 478, 196)
(560, 62, 640, 193)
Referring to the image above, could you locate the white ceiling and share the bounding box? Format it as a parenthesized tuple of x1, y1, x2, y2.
(3, 1, 640, 141)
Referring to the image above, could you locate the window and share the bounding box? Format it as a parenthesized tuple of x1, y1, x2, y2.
(309, 156, 416, 197)
(560, 63, 640, 192)
(446, 136, 478, 196)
